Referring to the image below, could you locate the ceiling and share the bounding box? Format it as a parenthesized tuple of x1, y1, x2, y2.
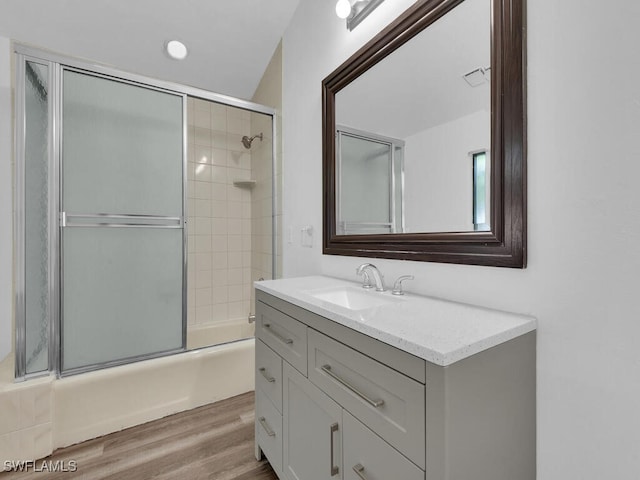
(0, 0, 300, 100)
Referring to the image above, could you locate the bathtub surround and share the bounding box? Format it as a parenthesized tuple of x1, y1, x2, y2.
(186, 97, 255, 347)
(249, 113, 275, 285)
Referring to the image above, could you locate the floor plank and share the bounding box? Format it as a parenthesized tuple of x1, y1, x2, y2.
(1, 391, 278, 480)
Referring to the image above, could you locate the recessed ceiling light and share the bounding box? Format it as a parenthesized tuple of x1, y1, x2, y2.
(166, 40, 188, 60)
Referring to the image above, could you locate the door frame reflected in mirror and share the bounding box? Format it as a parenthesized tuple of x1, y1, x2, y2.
(322, 0, 526, 267)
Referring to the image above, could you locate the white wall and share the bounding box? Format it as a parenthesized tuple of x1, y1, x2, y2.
(0, 36, 12, 362)
(404, 110, 490, 232)
(282, 1, 640, 478)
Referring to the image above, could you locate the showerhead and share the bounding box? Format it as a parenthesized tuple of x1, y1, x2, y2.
(241, 133, 263, 149)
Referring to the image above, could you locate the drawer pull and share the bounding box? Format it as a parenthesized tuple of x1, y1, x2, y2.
(321, 365, 385, 408)
(330, 423, 339, 476)
(352, 464, 367, 480)
(258, 416, 276, 437)
(258, 367, 276, 383)
(264, 323, 294, 345)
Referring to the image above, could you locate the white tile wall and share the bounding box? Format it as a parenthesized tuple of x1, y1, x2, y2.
(187, 97, 254, 333)
(249, 110, 278, 317)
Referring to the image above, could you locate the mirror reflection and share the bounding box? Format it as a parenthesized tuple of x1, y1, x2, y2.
(336, 126, 404, 234)
(335, 0, 491, 234)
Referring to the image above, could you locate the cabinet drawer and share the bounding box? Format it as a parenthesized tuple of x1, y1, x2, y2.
(257, 301, 308, 375)
(256, 389, 283, 475)
(344, 411, 424, 480)
(308, 329, 426, 469)
(256, 339, 283, 413)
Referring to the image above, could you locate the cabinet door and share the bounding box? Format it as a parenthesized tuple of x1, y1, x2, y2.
(283, 362, 343, 480)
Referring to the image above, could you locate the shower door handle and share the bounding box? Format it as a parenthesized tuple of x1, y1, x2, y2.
(60, 212, 183, 229)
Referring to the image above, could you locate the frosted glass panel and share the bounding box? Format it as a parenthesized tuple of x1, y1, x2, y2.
(24, 61, 49, 374)
(62, 71, 183, 216)
(61, 70, 184, 373)
(62, 227, 183, 370)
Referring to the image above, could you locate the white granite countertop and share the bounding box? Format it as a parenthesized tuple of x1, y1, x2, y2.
(255, 275, 536, 366)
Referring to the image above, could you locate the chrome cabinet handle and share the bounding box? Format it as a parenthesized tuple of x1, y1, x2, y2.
(258, 367, 276, 383)
(258, 416, 276, 437)
(330, 423, 339, 476)
(321, 365, 384, 408)
(263, 323, 294, 345)
(353, 464, 367, 480)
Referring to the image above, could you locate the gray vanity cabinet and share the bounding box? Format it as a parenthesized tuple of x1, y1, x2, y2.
(255, 289, 536, 480)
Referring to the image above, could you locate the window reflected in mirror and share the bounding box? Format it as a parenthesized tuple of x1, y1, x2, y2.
(472, 150, 489, 231)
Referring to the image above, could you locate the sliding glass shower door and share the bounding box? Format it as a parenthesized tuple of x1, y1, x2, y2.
(60, 70, 185, 373)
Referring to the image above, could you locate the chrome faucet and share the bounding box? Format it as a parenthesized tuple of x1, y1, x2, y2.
(356, 263, 385, 292)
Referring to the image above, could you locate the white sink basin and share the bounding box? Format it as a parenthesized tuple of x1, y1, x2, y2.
(307, 286, 402, 311)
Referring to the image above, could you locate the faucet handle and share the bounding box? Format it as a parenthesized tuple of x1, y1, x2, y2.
(392, 275, 414, 295)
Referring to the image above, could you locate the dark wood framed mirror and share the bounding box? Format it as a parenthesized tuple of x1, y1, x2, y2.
(322, 0, 526, 267)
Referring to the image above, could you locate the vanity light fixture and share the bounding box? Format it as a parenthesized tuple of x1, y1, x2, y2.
(335, 0, 352, 19)
(165, 40, 188, 60)
(336, 0, 386, 31)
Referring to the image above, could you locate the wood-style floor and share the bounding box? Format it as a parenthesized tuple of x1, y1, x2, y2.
(1, 391, 279, 480)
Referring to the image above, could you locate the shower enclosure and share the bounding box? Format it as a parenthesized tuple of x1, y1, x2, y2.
(14, 45, 276, 380)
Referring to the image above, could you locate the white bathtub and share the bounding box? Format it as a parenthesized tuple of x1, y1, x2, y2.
(0, 339, 255, 461)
